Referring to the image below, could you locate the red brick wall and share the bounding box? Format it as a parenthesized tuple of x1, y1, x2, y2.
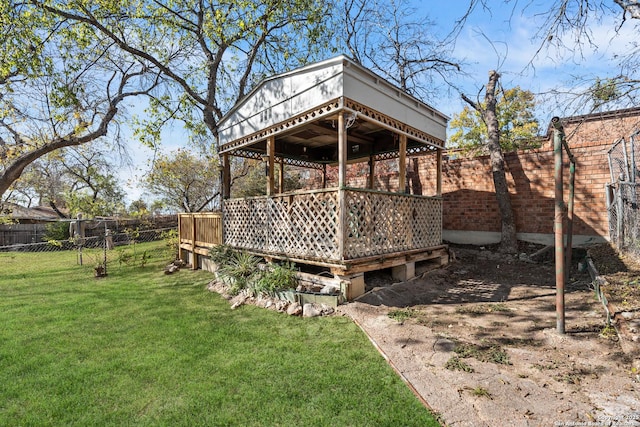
(419, 111, 640, 238)
(299, 110, 640, 241)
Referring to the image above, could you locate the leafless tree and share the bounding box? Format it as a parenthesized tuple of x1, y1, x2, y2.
(340, 0, 463, 101)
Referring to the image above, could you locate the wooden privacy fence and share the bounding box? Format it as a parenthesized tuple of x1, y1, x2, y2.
(178, 212, 223, 260)
(223, 188, 442, 263)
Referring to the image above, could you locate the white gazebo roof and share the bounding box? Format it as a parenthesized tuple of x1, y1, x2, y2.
(217, 55, 448, 162)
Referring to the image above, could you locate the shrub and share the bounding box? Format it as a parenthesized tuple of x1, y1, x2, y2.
(217, 251, 261, 295)
(43, 221, 69, 242)
(161, 229, 179, 261)
(253, 261, 297, 295)
(209, 244, 236, 265)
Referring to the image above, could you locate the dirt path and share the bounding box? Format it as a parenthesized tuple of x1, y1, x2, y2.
(338, 247, 640, 427)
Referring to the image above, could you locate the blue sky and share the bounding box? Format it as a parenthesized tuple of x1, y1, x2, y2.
(418, 1, 636, 117)
(121, 1, 638, 204)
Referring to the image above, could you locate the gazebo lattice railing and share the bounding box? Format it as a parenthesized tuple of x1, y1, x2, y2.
(223, 188, 442, 265)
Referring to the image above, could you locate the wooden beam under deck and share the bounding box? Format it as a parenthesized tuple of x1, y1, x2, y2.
(237, 245, 449, 277)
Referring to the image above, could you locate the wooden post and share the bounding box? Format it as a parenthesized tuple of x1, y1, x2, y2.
(399, 134, 407, 193)
(279, 156, 285, 194)
(368, 155, 375, 189)
(191, 213, 197, 270)
(338, 112, 346, 260)
(267, 136, 275, 196)
(338, 113, 346, 188)
(436, 148, 442, 196)
(322, 164, 327, 189)
(222, 153, 231, 199)
(178, 214, 185, 262)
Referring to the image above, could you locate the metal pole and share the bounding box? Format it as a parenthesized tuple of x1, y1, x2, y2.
(617, 182, 624, 248)
(623, 137, 631, 181)
(565, 160, 575, 283)
(552, 116, 565, 334)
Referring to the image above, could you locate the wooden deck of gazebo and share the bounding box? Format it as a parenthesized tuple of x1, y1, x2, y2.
(179, 55, 450, 299)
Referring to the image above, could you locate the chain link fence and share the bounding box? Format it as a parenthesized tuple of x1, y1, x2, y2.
(607, 131, 640, 256)
(0, 227, 176, 253)
(607, 182, 640, 256)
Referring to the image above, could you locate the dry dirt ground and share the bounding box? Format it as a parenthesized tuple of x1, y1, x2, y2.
(337, 244, 640, 427)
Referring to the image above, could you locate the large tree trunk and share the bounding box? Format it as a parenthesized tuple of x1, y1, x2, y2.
(462, 70, 518, 253)
(484, 71, 518, 253)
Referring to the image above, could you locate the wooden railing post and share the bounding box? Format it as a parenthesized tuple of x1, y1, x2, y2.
(338, 189, 346, 261)
(399, 134, 407, 193)
(279, 157, 285, 194)
(368, 156, 375, 189)
(267, 136, 275, 196)
(222, 154, 231, 199)
(191, 214, 197, 270)
(338, 112, 346, 188)
(178, 214, 185, 262)
(436, 148, 442, 197)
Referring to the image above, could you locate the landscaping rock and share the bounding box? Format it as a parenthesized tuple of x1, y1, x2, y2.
(275, 300, 289, 312)
(320, 304, 335, 316)
(287, 302, 302, 316)
(303, 303, 321, 317)
(164, 264, 179, 274)
(230, 293, 248, 310)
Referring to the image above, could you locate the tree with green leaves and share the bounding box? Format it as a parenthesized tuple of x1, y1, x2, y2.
(0, 1, 161, 199)
(61, 146, 127, 217)
(128, 199, 149, 217)
(144, 149, 221, 213)
(35, 0, 333, 150)
(3, 143, 127, 218)
(449, 86, 540, 154)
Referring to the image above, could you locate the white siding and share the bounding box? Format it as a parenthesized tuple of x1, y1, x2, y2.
(218, 62, 344, 146)
(217, 56, 448, 146)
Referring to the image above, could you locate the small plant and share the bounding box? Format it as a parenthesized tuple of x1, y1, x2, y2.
(600, 324, 618, 340)
(161, 229, 179, 261)
(139, 250, 150, 268)
(388, 309, 416, 323)
(253, 261, 297, 296)
(445, 356, 475, 373)
(209, 244, 236, 265)
(115, 247, 149, 268)
(117, 248, 134, 266)
(123, 227, 141, 256)
(471, 386, 491, 398)
(88, 252, 107, 277)
(46, 239, 63, 249)
(217, 251, 261, 295)
(124, 227, 141, 243)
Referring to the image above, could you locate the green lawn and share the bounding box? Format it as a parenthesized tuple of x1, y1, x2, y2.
(0, 242, 440, 426)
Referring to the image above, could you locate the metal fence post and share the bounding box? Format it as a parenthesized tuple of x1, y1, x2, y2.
(617, 182, 624, 248)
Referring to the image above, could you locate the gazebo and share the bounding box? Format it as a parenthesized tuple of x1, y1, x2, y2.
(212, 55, 449, 299)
